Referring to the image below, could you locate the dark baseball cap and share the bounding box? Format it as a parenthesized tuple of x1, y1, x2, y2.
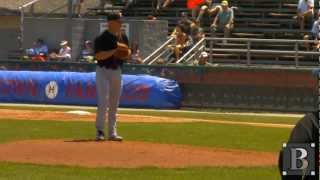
(107, 12, 122, 21)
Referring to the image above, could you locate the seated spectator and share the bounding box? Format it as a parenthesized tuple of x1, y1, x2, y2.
(193, 51, 217, 66)
(198, 51, 209, 65)
(177, 12, 193, 35)
(72, 0, 84, 17)
(190, 20, 205, 44)
(303, 17, 320, 50)
(296, 0, 314, 31)
(130, 42, 143, 64)
(25, 38, 49, 62)
(49, 40, 72, 61)
(81, 40, 95, 62)
(196, 0, 222, 24)
(168, 24, 189, 61)
(211, 1, 234, 41)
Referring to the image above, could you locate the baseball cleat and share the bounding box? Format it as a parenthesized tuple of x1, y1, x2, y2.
(96, 130, 105, 141)
(108, 135, 123, 142)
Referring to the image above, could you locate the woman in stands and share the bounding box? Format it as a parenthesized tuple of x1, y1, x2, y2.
(169, 24, 189, 61)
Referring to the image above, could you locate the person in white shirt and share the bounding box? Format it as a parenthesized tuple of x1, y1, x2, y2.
(297, 0, 314, 31)
(49, 40, 72, 61)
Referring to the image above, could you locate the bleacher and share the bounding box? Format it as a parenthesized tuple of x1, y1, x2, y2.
(118, 0, 319, 66)
(123, 0, 309, 38)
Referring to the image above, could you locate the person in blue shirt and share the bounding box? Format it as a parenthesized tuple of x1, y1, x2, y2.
(26, 39, 49, 62)
(211, 1, 234, 42)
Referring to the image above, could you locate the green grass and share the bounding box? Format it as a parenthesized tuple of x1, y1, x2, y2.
(0, 120, 290, 152)
(0, 162, 280, 180)
(0, 105, 301, 125)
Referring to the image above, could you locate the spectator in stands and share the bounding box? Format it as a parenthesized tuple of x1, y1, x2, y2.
(211, 0, 234, 41)
(49, 40, 72, 61)
(193, 51, 218, 66)
(130, 42, 143, 64)
(168, 24, 189, 61)
(296, 0, 314, 31)
(81, 40, 95, 62)
(190, 20, 205, 44)
(196, 0, 222, 24)
(197, 51, 209, 65)
(72, 0, 84, 17)
(176, 12, 193, 35)
(304, 17, 320, 50)
(25, 38, 49, 62)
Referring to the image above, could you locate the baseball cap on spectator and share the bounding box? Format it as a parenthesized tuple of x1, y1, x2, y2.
(85, 40, 92, 44)
(60, 40, 68, 46)
(200, 51, 209, 58)
(221, 0, 228, 6)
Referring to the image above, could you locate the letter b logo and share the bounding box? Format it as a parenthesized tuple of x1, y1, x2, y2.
(282, 143, 316, 176)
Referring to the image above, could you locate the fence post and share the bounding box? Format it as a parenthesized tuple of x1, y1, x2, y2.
(18, 6, 26, 60)
(209, 38, 213, 62)
(247, 39, 251, 66)
(294, 41, 299, 67)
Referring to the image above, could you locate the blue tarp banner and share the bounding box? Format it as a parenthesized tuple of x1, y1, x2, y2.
(0, 71, 182, 109)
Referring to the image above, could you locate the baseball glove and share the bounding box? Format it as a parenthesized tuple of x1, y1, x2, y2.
(114, 43, 131, 59)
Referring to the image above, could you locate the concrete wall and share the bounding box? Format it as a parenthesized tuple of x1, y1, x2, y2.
(23, 17, 168, 58)
(23, 18, 69, 51)
(0, 16, 20, 58)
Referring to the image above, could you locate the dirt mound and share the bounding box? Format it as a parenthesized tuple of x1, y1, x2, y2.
(0, 140, 277, 168)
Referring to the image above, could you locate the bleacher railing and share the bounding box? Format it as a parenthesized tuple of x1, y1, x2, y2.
(143, 36, 320, 67)
(142, 37, 175, 65)
(205, 37, 320, 67)
(176, 38, 205, 64)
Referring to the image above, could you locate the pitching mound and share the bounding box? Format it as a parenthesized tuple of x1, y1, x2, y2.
(0, 140, 277, 168)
